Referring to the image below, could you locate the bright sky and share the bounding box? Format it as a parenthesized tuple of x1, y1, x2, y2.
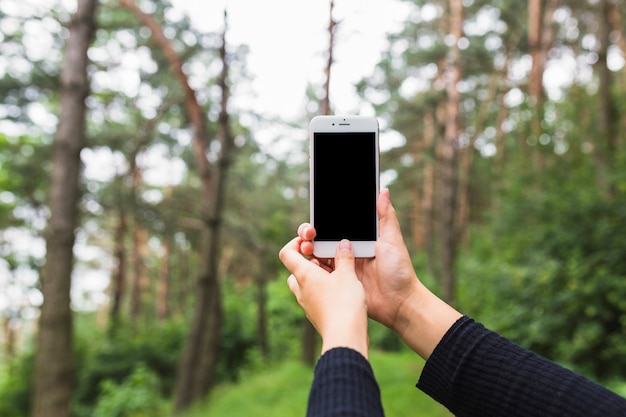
(173, 0, 410, 120)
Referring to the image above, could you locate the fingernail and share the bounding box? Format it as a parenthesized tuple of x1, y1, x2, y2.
(339, 239, 352, 252)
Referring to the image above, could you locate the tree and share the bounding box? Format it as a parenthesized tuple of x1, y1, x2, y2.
(593, 0, 619, 197)
(527, 0, 558, 170)
(31, 1, 98, 416)
(360, 0, 486, 303)
(299, 0, 338, 367)
(436, 0, 463, 304)
(117, 0, 236, 410)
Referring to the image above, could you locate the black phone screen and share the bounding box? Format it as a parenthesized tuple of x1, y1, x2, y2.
(313, 132, 377, 241)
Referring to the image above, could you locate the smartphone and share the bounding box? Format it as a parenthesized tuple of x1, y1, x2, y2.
(309, 115, 380, 258)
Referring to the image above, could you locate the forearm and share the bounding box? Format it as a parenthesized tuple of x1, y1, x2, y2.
(321, 316, 369, 359)
(418, 316, 626, 417)
(307, 348, 384, 417)
(391, 281, 462, 360)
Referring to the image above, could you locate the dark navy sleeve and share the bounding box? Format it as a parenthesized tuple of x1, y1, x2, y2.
(417, 316, 626, 417)
(307, 347, 385, 417)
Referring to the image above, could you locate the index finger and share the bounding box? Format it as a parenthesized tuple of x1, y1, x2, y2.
(297, 223, 316, 241)
(278, 236, 321, 282)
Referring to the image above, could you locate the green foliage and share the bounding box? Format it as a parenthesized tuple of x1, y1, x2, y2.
(369, 320, 403, 352)
(460, 188, 626, 381)
(265, 277, 307, 361)
(74, 318, 185, 415)
(93, 364, 169, 417)
(0, 133, 50, 227)
(0, 352, 33, 417)
(373, 351, 452, 416)
(217, 279, 261, 382)
(185, 351, 451, 417)
(184, 360, 311, 417)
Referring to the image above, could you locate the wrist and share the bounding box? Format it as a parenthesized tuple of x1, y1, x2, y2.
(393, 284, 462, 360)
(321, 316, 369, 359)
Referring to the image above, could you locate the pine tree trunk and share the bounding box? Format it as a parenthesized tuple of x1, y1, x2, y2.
(31, 1, 97, 416)
(118, 2, 234, 411)
(129, 156, 149, 322)
(176, 12, 234, 412)
(3, 314, 14, 358)
(156, 234, 171, 321)
(528, 0, 557, 170)
(301, 0, 335, 365)
(437, 0, 463, 304)
(130, 221, 149, 321)
(108, 207, 127, 333)
(257, 274, 269, 358)
(594, 0, 617, 197)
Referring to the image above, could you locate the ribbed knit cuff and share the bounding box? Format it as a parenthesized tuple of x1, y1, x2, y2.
(307, 347, 384, 417)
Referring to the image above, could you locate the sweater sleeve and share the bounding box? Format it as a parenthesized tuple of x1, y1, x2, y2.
(307, 347, 385, 417)
(417, 316, 626, 417)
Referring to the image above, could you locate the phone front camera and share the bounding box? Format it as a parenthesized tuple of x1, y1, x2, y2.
(332, 123, 335, 126)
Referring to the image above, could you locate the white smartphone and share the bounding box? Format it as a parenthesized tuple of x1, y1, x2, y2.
(309, 115, 380, 258)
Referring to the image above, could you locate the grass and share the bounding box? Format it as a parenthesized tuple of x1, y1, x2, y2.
(185, 350, 452, 417)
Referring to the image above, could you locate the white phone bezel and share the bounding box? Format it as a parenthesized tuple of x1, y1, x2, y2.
(309, 115, 380, 258)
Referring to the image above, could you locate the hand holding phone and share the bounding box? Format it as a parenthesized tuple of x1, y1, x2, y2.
(309, 115, 380, 258)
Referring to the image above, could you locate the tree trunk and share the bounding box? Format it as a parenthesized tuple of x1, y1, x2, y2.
(457, 68, 504, 244)
(594, 0, 617, 197)
(177, 12, 234, 412)
(108, 206, 127, 333)
(320, 0, 336, 115)
(3, 314, 15, 358)
(256, 274, 269, 358)
(31, 1, 97, 416)
(130, 214, 149, 322)
(528, 0, 557, 170)
(156, 233, 171, 321)
(411, 107, 435, 251)
(527, 0, 543, 108)
(300, 0, 336, 365)
(437, 0, 463, 304)
(607, 2, 626, 76)
(118, 2, 234, 411)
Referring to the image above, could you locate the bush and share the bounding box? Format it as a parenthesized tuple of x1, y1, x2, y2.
(0, 352, 33, 417)
(93, 364, 169, 417)
(460, 190, 626, 381)
(74, 318, 185, 415)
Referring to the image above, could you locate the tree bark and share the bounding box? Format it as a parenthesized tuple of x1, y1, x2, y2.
(256, 273, 269, 358)
(320, 0, 336, 115)
(3, 314, 15, 358)
(594, 0, 617, 197)
(301, 0, 337, 365)
(119, 2, 234, 412)
(31, 1, 97, 416)
(156, 233, 171, 321)
(528, 0, 558, 170)
(130, 219, 149, 321)
(108, 206, 127, 333)
(527, 0, 543, 107)
(437, 0, 463, 304)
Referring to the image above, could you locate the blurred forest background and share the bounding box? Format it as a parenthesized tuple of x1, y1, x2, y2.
(1, 0, 626, 416)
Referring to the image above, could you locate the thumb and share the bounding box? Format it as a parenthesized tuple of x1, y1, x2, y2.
(333, 239, 356, 273)
(377, 188, 403, 244)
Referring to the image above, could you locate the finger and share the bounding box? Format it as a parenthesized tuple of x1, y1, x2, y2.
(377, 188, 404, 244)
(287, 274, 301, 300)
(311, 257, 334, 272)
(279, 237, 323, 284)
(297, 223, 316, 241)
(333, 239, 356, 274)
(300, 240, 315, 257)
